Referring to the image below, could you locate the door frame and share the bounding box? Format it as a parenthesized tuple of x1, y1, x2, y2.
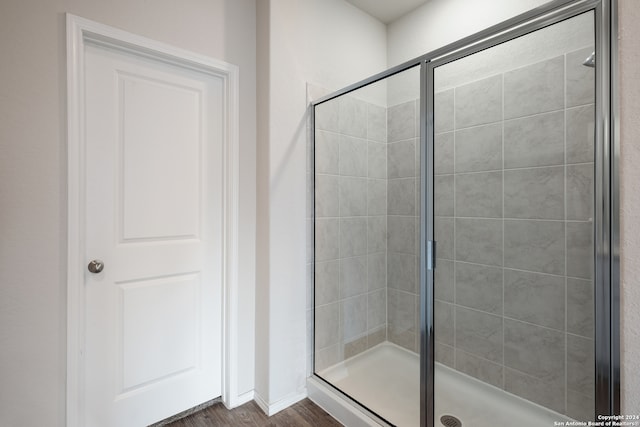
(66, 14, 241, 427)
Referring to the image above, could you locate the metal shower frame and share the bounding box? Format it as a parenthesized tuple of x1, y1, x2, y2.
(310, 0, 619, 425)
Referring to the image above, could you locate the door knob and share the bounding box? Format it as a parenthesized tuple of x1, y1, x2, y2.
(88, 259, 104, 274)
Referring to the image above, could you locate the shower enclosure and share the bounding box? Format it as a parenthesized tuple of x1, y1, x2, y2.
(309, 1, 618, 426)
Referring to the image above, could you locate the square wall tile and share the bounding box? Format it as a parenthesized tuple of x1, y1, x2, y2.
(436, 343, 455, 368)
(339, 217, 367, 257)
(567, 104, 595, 164)
(368, 253, 386, 291)
(339, 256, 367, 298)
(567, 278, 594, 337)
(567, 334, 595, 393)
(388, 216, 416, 255)
(315, 174, 339, 218)
(339, 176, 367, 216)
(567, 47, 596, 108)
(455, 75, 502, 128)
(567, 221, 593, 280)
(456, 261, 503, 315)
(504, 220, 565, 275)
(368, 326, 386, 348)
(504, 319, 565, 380)
(315, 303, 340, 349)
(455, 172, 503, 218)
(367, 179, 387, 216)
(504, 269, 565, 330)
(388, 252, 417, 293)
(435, 175, 454, 216)
(504, 368, 565, 415)
(367, 289, 386, 329)
(567, 392, 595, 422)
(344, 336, 367, 359)
(435, 89, 454, 133)
(367, 216, 387, 254)
(435, 132, 454, 175)
(367, 103, 387, 143)
(456, 350, 503, 389)
(388, 178, 416, 216)
(339, 96, 367, 138)
(504, 111, 564, 168)
(315, 219, 339, 261)
(315, 260, 339, 306)
(315, 130, 339, 174)
(341, 295, 367, 340)
(504, 166, 565, 220)
(315, 99, 339, 132)
(435, 259, 454, 303)
(388, 289, 417, 352)
(455, 123, 502, 173)
(388, 140, 416, 178)
(434, 217, 454, 260)
(368, 141, 387, 179)
(435, 301, 454, 346)
(567, 164, 594, 221)
(314, 344, 342, 372)
(388, 101, 416, 142)
(455, 306, 503, 363)
(339, 135, 367, 177)
(455, 218, 503, 266)
(504, 55, 564, 119)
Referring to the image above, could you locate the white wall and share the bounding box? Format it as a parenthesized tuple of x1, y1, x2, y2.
(255, 0, 387, 411)
(387, 0, 551, 67)
(618, 0, 640, 415)
(0, 1, 256, 425)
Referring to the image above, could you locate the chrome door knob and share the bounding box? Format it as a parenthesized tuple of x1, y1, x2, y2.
(88, 259, 104, 273)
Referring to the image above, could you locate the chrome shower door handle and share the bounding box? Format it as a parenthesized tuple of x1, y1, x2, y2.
(88, 259, 104, 274)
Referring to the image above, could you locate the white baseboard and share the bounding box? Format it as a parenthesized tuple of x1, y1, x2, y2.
(223, 389, 255, 410)
(236, 390, 255, 406)
(254, 390, 308, 416)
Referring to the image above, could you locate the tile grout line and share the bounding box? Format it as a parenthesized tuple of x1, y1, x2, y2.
(502, 71, 506, 391)
(452, 85, 458, 371)
(564, 51, 569, 416)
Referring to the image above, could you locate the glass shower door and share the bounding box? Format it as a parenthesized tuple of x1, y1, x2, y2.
(313, 65, 422, 426)
(431, 10, 596, 427)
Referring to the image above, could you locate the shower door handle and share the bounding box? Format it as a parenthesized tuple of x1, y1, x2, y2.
(427, 240, 436, 270)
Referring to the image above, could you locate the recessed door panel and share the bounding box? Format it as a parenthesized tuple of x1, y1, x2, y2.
(119, 273, 199, 392)
(119, 74, 203, 242)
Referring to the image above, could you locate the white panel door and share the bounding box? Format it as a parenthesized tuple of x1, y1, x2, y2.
(83, 42, 223, 427)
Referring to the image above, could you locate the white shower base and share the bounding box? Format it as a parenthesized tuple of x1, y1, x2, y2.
(313, 342, 572, 427)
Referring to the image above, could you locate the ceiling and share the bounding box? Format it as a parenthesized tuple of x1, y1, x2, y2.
(344, 0, 429, 24)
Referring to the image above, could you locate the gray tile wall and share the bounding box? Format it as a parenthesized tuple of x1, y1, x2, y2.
(387, 100, 421, 352)
(433, 47, 595, 420)
(314, 95, 388, 371)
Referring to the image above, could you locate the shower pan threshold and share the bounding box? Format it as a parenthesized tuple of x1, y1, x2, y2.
(313, 342, 573, 427)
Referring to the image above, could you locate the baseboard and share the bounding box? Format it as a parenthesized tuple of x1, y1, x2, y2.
(236, 390, 255, 407)
(254, 389, 308, 416)
(253, 392, 270, 414)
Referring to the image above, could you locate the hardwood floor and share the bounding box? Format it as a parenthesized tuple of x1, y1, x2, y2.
(163, 398, 343, 427)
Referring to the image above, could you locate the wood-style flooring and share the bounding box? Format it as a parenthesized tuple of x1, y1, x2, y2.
(163, 398, 343, 427)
